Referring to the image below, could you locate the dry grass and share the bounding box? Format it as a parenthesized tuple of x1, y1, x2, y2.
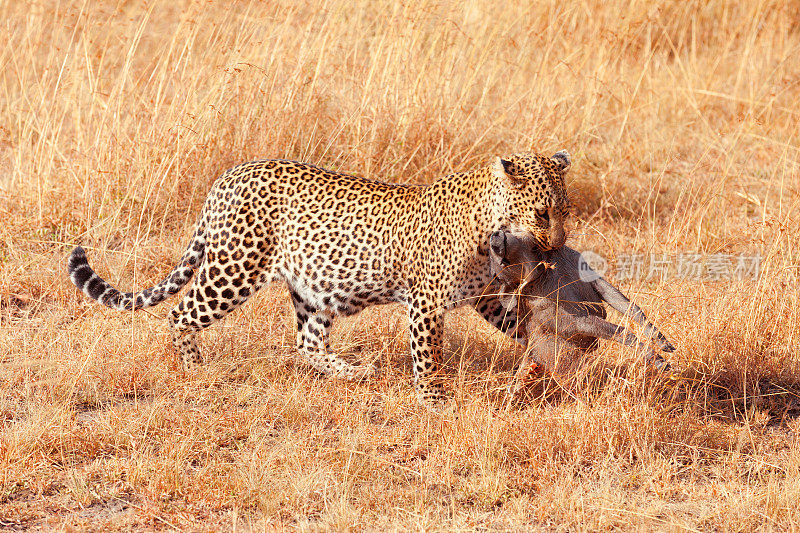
(2, 0, 800, 530)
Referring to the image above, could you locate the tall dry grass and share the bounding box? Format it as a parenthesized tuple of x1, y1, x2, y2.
(1, 0, 800, 529)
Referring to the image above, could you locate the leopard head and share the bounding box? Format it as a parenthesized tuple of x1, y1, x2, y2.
(490, 150, 571, 251)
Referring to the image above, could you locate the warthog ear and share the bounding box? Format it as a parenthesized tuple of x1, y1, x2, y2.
(492, 157, 526, 187)
(551, 150, 571, 173)
(489, 230, 507, 260)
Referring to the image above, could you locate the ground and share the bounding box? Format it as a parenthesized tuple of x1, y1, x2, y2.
(2, 0, 800, 530)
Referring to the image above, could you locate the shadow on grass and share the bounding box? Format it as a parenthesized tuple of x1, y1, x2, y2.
(505, 361, 800, 429)
(665, 371, 800, 428)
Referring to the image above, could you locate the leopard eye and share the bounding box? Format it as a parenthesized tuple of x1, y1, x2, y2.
(535, 207, 549, 220)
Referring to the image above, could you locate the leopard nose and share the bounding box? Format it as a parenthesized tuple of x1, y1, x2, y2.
(549, 215, 566, 249)
(550, 227, 566, 248)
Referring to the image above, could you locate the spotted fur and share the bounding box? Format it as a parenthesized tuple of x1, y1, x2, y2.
(68, 151, 571, 409)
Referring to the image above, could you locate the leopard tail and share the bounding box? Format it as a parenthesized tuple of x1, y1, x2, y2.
(67, 226, 206, 311)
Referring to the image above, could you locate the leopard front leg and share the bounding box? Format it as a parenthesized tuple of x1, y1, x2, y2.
(473, 288, 527, 346)
(290, 290, 374, 379)
(407, 295, 449, 410)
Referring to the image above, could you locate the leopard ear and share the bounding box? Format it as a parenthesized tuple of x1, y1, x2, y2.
(551, 150, 571, 173)
(492, 157, 526, 187)
(492, 157, 512, 179)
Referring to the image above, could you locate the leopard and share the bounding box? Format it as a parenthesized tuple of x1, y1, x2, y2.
(67, 150, 572, 409)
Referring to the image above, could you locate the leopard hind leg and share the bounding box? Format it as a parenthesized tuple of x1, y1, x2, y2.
(290, 289, 375, 379)
(169, 243, 278, 370)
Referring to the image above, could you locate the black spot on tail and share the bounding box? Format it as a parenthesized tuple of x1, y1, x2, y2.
(71, 264, 93, 289)
(67, 246, 119, 308)
(86, 277, 106, 299)
(101, 291, 122, 308)
(68, 247, 92, 288)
